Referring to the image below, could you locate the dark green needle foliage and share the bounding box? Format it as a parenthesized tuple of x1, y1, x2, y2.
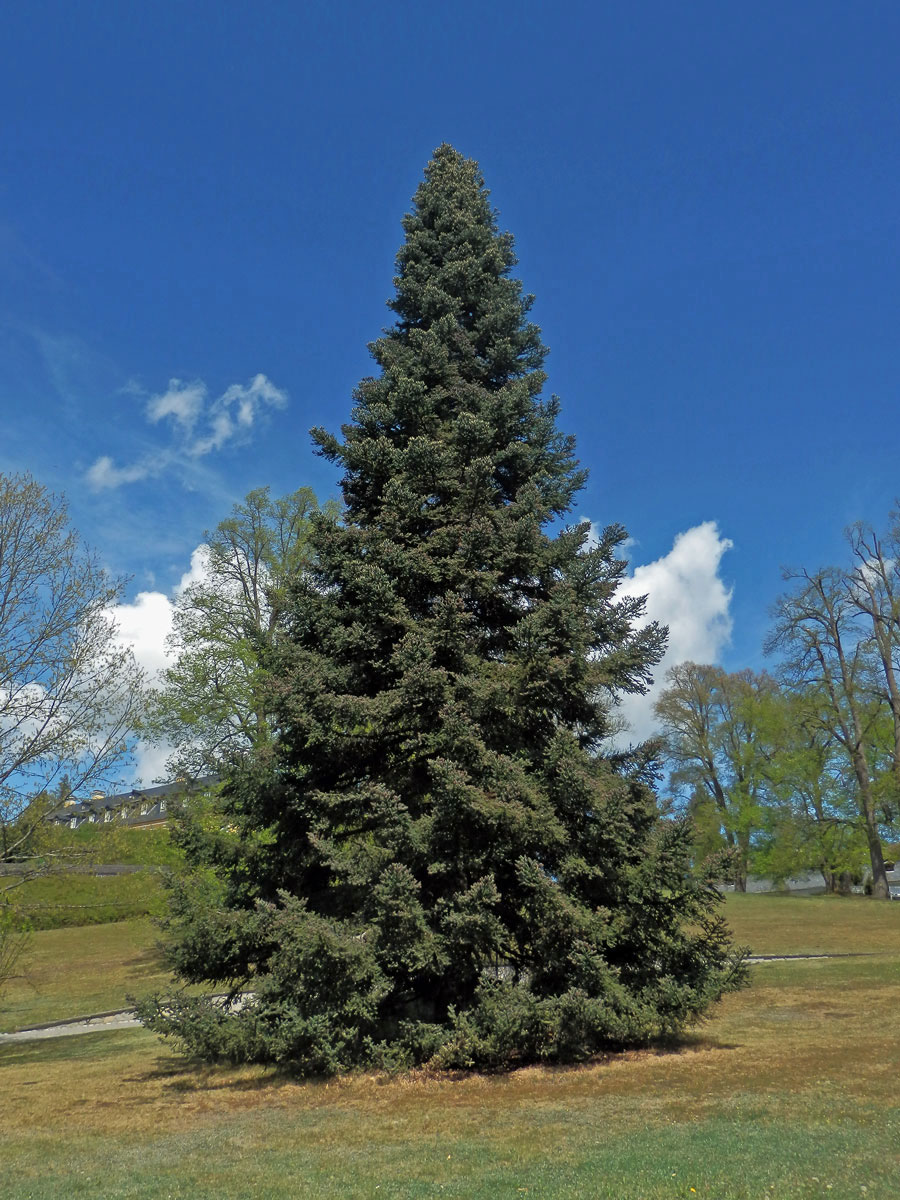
(141, 146, 746, 1073)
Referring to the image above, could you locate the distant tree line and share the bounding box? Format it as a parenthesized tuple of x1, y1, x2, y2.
(655, 514, 900, 899)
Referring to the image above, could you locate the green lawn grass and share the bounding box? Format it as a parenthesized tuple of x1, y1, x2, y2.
(722, 889, 900, 954)
(64, 823, 186, 870)
(1, 894, 899, 1198)
(5, 869, 165, 929)
(0, 919, 169, 1031)
(32, 819, 185, 869)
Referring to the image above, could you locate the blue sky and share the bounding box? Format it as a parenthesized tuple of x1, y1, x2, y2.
(2, 2, 899, 773)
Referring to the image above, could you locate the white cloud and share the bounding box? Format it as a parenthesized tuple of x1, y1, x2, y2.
(109, 588, 177, 684)
(190, 410, 234, 457)
(175, 544, 212, 596)
(146, 379, 207, 430)
(86, 372, 287, 490)
(615, 521, 734, 743)
(130, 740, 174, 788)
(108, 550, 212, 784)
(85, 452, 170, 490)
(109, 550, 211, 684)
(189, 373, 287, 457)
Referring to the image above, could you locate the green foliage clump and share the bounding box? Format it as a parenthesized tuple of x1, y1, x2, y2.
(140, 146, 746, 1073)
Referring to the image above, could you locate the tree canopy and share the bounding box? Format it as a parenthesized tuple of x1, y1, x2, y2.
(654, 663, 872, 892)
(148, 486, 333, 778)
(141, 145, 746, 1073)
(768, 567, 892, 898)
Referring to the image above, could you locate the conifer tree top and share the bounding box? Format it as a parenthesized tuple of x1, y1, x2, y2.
(313, 144, 583, 530)
(388, 144, 545, 373)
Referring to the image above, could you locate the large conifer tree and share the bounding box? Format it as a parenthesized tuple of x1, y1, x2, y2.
(143, 146, 745, 1072)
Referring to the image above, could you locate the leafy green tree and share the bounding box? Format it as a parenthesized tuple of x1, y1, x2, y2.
(142, 145, 746, 1073)
(148, 487, 334, 777)
(767, 568, 891, 898)
(654, 663, 777, 889)
(749, 686, 869, 892)
(656, 659, 884, 893)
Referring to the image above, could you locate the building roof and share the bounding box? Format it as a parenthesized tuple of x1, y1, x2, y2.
(45, 777, 218, 829)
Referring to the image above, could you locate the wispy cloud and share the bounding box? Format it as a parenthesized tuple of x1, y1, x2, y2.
(86, 373, 287, 491)
(189, 374, 288, 455)
(146, 379, 207, 431)
(85, 453, 167, 489)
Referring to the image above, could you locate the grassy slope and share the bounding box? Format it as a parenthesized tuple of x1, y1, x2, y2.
(0, 919, 169, 1032)
(6, 889, 893, 1031)
(1, 894, 899, 1198)
(6, 871, 165, 930)
(4, 824, 176, 930)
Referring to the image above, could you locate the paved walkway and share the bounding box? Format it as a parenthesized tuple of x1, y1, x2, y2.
(0, 1009, 142, 1042)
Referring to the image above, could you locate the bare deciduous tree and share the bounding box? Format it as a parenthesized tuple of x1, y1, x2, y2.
(847, 517, 900, 806)
(0, 472, 145, 895)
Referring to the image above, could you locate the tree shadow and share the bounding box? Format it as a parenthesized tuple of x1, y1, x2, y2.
(123, 1031, 743, 1099)
(120, 949, 168, 977)
(124, 1051, 325, 1097)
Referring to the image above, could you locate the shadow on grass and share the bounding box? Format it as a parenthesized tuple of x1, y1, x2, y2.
(120, 948, 168, 977)
(0, 1029, 147, 1068)
(126, 1052, 336, 1096)
(123, 1030, 742, 1099)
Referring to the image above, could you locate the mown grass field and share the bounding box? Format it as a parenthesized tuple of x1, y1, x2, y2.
(720, 890, 900, 954)
(1, 894, 899, 1199)
(5, 870, 165, 930)
(0, 919, 171, 1032)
